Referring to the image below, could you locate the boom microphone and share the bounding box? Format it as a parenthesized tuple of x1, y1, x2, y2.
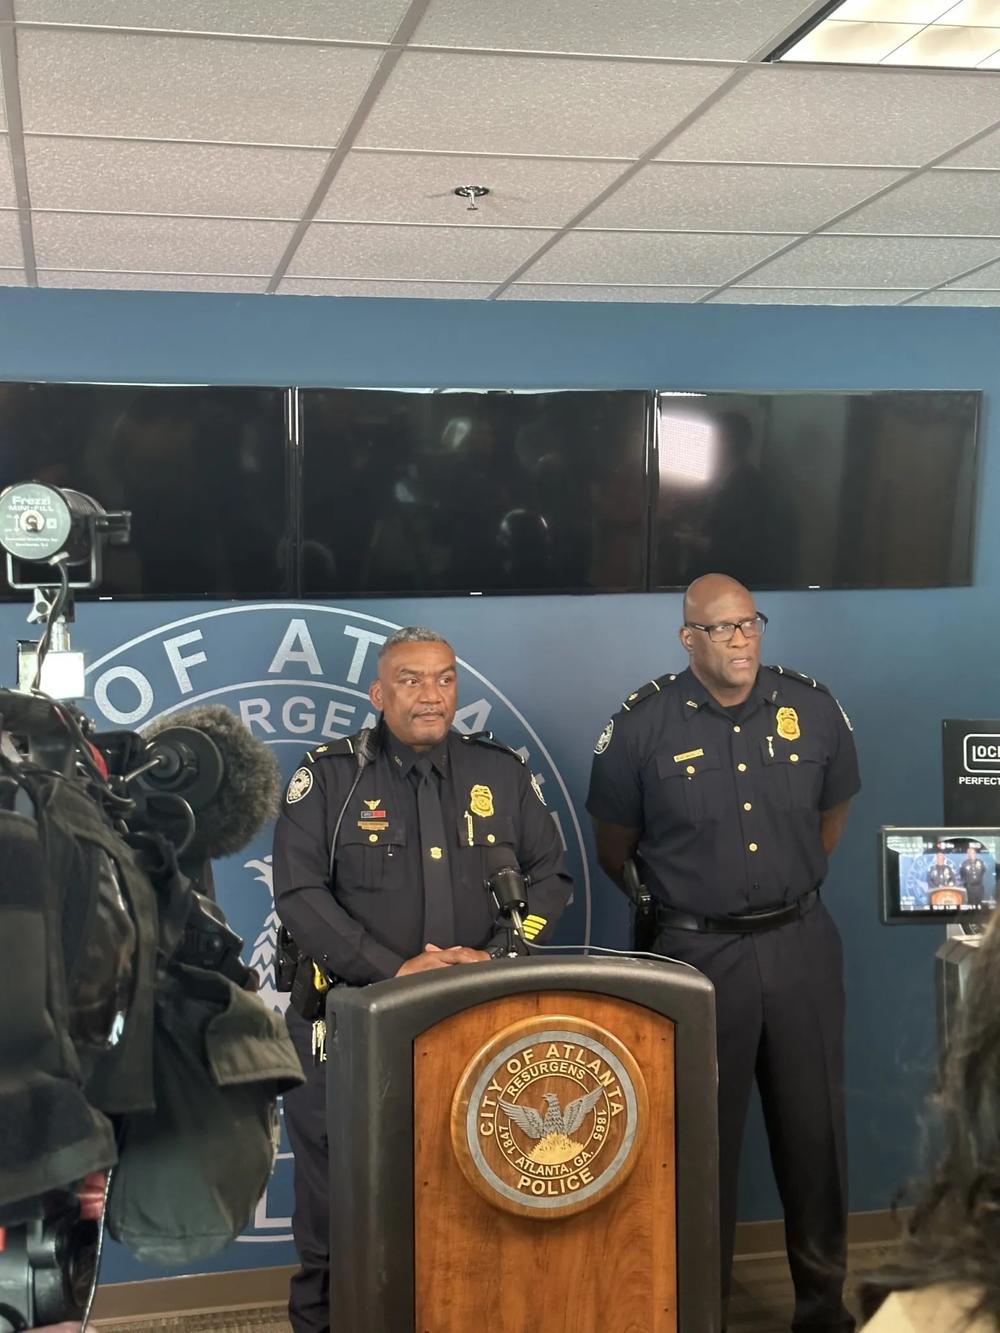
(139, 705, 281, 861)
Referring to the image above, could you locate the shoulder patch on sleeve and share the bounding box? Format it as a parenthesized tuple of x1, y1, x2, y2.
(621, 671, 678, 712)
(285, 766, 314, 804)
(766, 664, 832, 696)
(460, 730, 526, 764)
(594, 719, 614, 754)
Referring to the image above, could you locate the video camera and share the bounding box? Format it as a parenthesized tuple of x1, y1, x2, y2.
(0, 483, 304, 1332)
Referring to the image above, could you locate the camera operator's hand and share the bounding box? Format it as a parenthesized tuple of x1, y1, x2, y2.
(395, 943, 490, 976)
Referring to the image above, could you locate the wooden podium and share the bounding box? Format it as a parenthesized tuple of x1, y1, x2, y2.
(325, 955, 719, 1333)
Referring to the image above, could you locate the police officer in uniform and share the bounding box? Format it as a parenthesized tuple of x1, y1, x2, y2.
(273, 626, 572, 1333)
(587, 574, 860, 1333)
(926, 851, 958, 897)
(958, 847, 987, 906)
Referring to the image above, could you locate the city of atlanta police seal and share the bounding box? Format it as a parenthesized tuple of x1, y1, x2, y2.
(451, 1016, 647, 1219)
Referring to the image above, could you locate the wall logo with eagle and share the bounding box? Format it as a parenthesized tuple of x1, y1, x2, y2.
(451, 1016, 647, 1218)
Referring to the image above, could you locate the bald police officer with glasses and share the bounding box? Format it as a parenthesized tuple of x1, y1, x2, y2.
(588, 574, 860, 1333)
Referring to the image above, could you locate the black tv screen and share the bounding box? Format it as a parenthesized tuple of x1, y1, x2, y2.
(300, 388, 648, 595)
(0, 382, 289, 598)
(653, 390, 981, 590)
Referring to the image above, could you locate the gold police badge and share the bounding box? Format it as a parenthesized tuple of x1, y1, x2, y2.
(776, 706, 801, 741)
(451, 1016, 647, 1219)
(285, 766, 313, 804)
(470, 784, 494, 818)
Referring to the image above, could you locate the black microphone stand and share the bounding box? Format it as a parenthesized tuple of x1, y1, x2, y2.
(487, 864, 529, 958)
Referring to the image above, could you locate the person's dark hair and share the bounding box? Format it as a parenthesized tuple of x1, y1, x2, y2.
(859, 913, 1000, 1326)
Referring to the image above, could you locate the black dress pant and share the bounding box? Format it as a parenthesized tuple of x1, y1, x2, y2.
(655, 902, 854, 1333)
(283, 1008, 331, 1333)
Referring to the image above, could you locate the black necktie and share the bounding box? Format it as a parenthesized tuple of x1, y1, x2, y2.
(415, 756, 454, 946)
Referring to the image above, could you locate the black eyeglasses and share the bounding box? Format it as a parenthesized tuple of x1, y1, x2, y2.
(684, 613, 768, 643)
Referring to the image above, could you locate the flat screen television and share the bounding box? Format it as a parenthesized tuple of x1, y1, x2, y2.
(653, 390, 981, 590)
(0, 382, 289, 599)
(299, 388, 649, 595)
(879, 826, 999, 925)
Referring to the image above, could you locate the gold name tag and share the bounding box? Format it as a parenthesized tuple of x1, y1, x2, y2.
(673, 748, 704, 763)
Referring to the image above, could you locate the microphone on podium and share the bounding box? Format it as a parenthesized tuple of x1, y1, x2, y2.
(486, 847, 529, 944)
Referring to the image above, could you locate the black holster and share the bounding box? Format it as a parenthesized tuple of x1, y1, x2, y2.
(275, 925, 299, 992)
(289, 957, 327, 1021)
(623, 858, 657, 953)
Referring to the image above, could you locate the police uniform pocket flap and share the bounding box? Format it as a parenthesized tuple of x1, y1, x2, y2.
(759, 738, 824, 767)
(339, 820, 407, 848)
(456, 813, 517, 847)
(655, 748, 720, 780)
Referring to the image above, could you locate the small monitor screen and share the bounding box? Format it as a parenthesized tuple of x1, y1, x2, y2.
(879, 826, 1000, 924)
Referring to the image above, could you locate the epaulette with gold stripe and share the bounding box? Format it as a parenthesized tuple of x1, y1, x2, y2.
(621, 672, 679, 712)
(303, 736, 356, 763)
(767, 664, 831, 696)
(460, 730, 526, 764)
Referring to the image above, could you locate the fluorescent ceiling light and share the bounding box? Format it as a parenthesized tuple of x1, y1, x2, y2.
(773, 0, 1000, 67)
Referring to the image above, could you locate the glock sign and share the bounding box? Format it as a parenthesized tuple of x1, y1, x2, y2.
(964, 734, 1000, 774)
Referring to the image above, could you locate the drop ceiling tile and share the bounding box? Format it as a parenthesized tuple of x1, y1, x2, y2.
(740, 234, 1000, 287)
(288, 221, 551, 281)
(709, 287, 919, 304)
(0, 212, 23, 266)
(0, 269, 27, 286)
(357, 51, 733, 158)
(279, 278, 496, 297)
(316, 151, 625, 227)
(936, 125, 1000, 169)
(907, 288, 1000, 305)
(521, 230, 787, 286)
(37, 270, 269, 291)
(412, 0, 815, 60)
(18, 29, 383, 146)
(0, 68, 6, 133)
(584, 163, 905, 232)
(657, 63, 1000, 165)
(499, 284, 715, 301)
(831, 169, 1000, 234)
(0, 138, 17, 208)
(32, 213, 295, 273)
(947, 255, 1000, 285)
(16, 0, 411, 41)
(25, 137, 328, 218)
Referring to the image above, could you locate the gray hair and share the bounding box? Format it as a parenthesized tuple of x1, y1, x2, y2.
(377, 626, 450, 662)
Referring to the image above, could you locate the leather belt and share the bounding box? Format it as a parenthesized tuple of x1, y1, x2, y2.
(654, 888, 820, 935)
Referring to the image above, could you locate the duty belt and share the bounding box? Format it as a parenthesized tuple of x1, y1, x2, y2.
(653, 888, 820, 935)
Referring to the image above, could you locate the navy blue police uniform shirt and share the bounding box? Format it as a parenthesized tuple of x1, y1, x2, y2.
(273, 725, 573, 984)
(587, 665, 860, 917)
(927, 861, 957, 888)
(960, 858, 986, 892)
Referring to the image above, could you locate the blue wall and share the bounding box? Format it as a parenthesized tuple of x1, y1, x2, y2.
(1, 288, 998, 1278)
